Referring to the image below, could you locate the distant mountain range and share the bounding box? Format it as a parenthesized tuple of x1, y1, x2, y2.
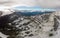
(15, 11, 53, 16)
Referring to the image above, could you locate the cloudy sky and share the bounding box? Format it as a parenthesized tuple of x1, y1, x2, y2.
(0, 0, 60, 8)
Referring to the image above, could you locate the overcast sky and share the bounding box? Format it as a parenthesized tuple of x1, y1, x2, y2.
(0, 0, 60, 8)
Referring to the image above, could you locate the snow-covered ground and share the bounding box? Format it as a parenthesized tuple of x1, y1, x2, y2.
(0, 11, 60, 38)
